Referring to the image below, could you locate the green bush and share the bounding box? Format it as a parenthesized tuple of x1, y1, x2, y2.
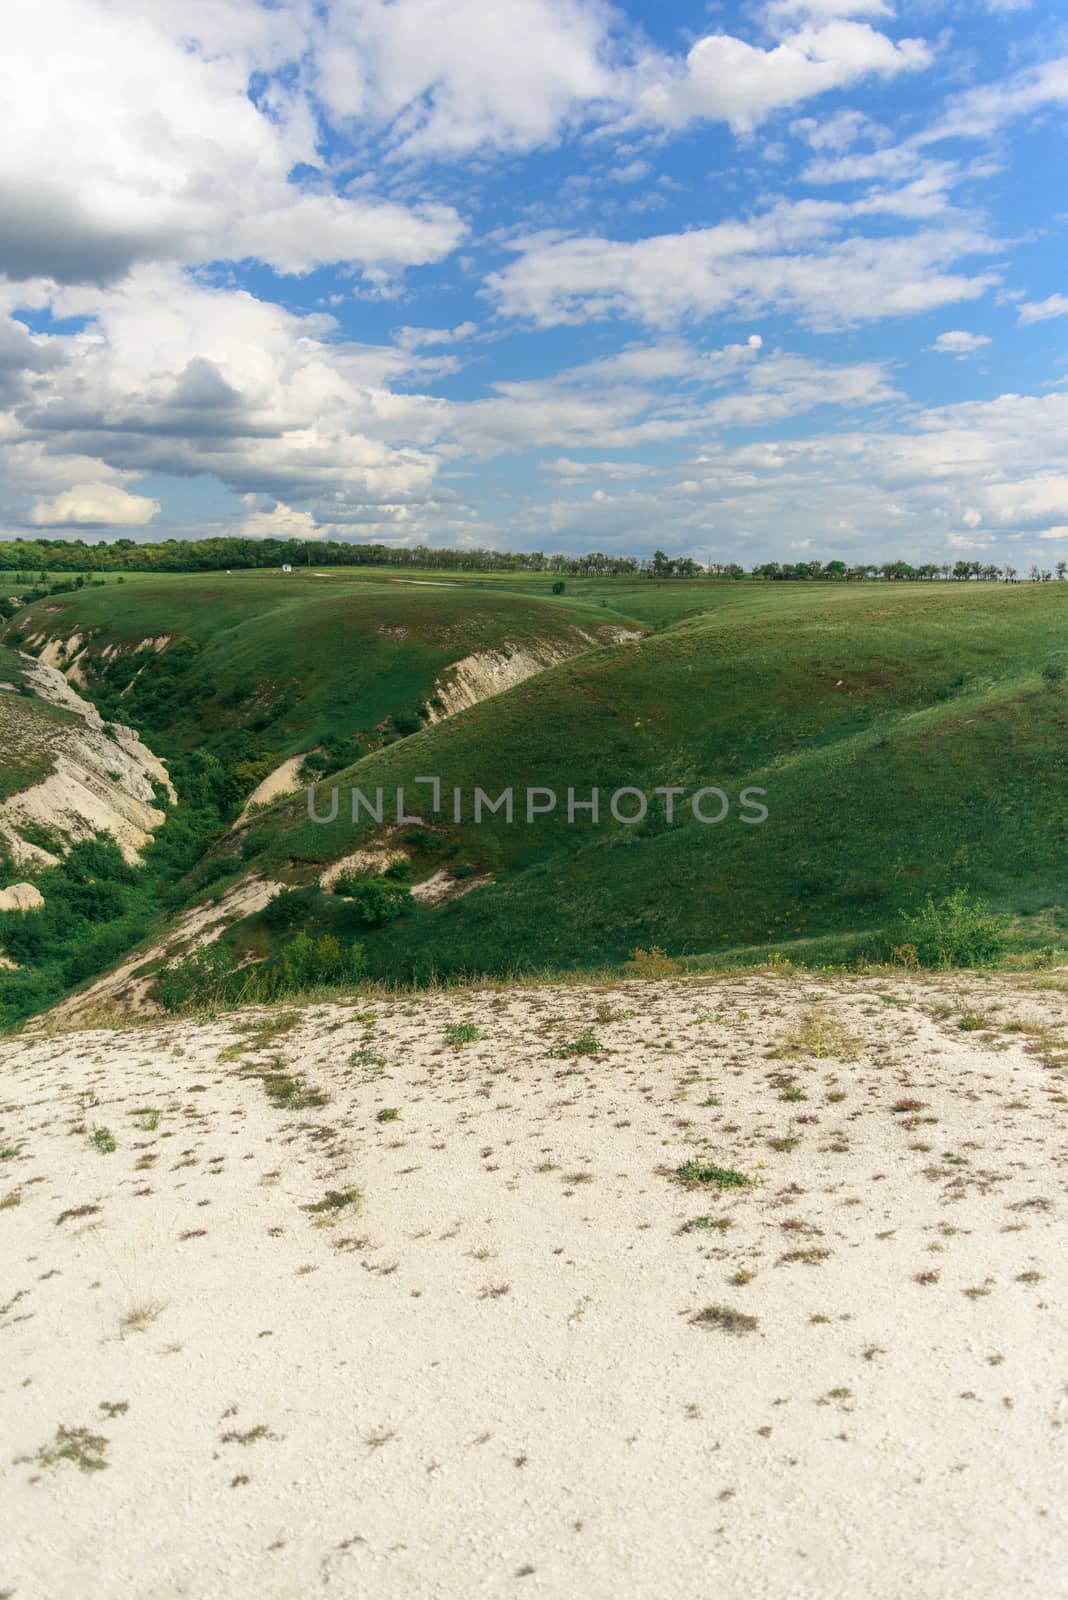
(333, 875, 411, 926)
(157, 932, 366, 1011)
(262, 886, 321, 930)
(892, 890, 1008, 970)
(1041, 659, 1066, 689)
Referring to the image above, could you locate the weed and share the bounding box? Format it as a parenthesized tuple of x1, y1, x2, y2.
(690, 1304, 759, 1335)
(546, 1029, 601, 1058)
(89, 1126, 116, 1154)
(221, 1424, 273, 1446)
(673, 1160, 754, 1189)
(305, 1186, 364, 1216)
(778, 1248, 831, 1267)
(624, 946, 680, 978)
(120, 1300, 164, 1335)
(774, 1008, 862, 1061)
(375, 1107, 400, 1123)
(247, 1065, 329, 1110)
(444, 1022, 481, 1046)
(29, 1424, 109, 1473)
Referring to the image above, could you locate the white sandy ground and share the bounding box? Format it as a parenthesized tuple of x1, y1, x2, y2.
(1, 972, 1066, 1600)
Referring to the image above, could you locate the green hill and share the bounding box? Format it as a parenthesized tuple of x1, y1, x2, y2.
(1, 573, 1066, 1021)
(4, 569, 632, 763)
(215, 580, 1068, 981)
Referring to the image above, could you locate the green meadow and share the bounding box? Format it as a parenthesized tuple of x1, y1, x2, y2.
(1, 570, 1066, 1019)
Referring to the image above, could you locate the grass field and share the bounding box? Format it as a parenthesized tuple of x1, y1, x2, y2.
(207, 580, 1068, 985)
(4, 570, 631, 761)
(1, 572, 1066, 1019)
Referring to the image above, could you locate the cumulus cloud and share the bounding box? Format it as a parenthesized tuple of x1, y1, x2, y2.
(29, 481, 161, 527)
(313, 0, 619, 156)
(0, 272, 449, 530)
(0, 0, 463, 288)
(932, 330, 991, 354)
(239, 501, 323, 540)
(631, 21, 929, 135)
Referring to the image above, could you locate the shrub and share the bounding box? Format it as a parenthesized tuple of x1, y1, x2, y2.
(1041, 659, 1066, 689)
(262, 886, 321, 930)
(157, 933, 366, 1011)
(334, 876, 411, 926)
(624, 945, 680, 978)
(156, 942, 234, 1011)
(551, 580, 566, 594)
(892, 890, 1008, 970)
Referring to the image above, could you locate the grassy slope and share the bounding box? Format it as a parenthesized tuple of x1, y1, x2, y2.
(228, 582, 1068, 979)
(3, 571, 632, 762)
(0, 647, 79, 804)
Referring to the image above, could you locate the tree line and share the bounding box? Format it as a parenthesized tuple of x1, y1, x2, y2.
(0, 535, 1064, 584)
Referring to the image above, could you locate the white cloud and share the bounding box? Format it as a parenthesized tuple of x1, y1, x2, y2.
(703, 351, 897, 425)
(488, 201, 996, 330)
(932, 330, 991, 354)
(313, 0, 619, 157)
(29, 481, 160, 527)
(1017, 294, 1068, 325)
(768, 0, 892, 17)
(631, 21, 929, 135)
(0, 0, 463, 287)
(0, 271, 449, 530)
(239, 501, 323, 540)
(924, 54, 1068, 143)
(394, 322, 480, 349)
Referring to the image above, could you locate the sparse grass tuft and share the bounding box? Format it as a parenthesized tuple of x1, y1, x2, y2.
(690, 1304, 759, 1336)
(773, 1008, 862, 1061)
(305, 1186, 364, 1217)
(119, 1300, 164, 1335)
(29, 1424, 109, 1473)
(546, 1029, 601, 1058)
(673, 1160, 754, 1190)
(444, 1022, 481, 1046)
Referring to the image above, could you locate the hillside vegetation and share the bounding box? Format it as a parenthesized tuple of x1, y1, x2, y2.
(1, 572, 1066, 1021)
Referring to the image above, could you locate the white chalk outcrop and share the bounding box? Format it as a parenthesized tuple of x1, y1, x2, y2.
(0, 881, 44, 912)
(426, 643, 567, 722)
(0, 655, 177, 868)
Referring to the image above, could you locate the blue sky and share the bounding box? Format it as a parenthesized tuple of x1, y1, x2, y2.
(2, 0, 1068, 565)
